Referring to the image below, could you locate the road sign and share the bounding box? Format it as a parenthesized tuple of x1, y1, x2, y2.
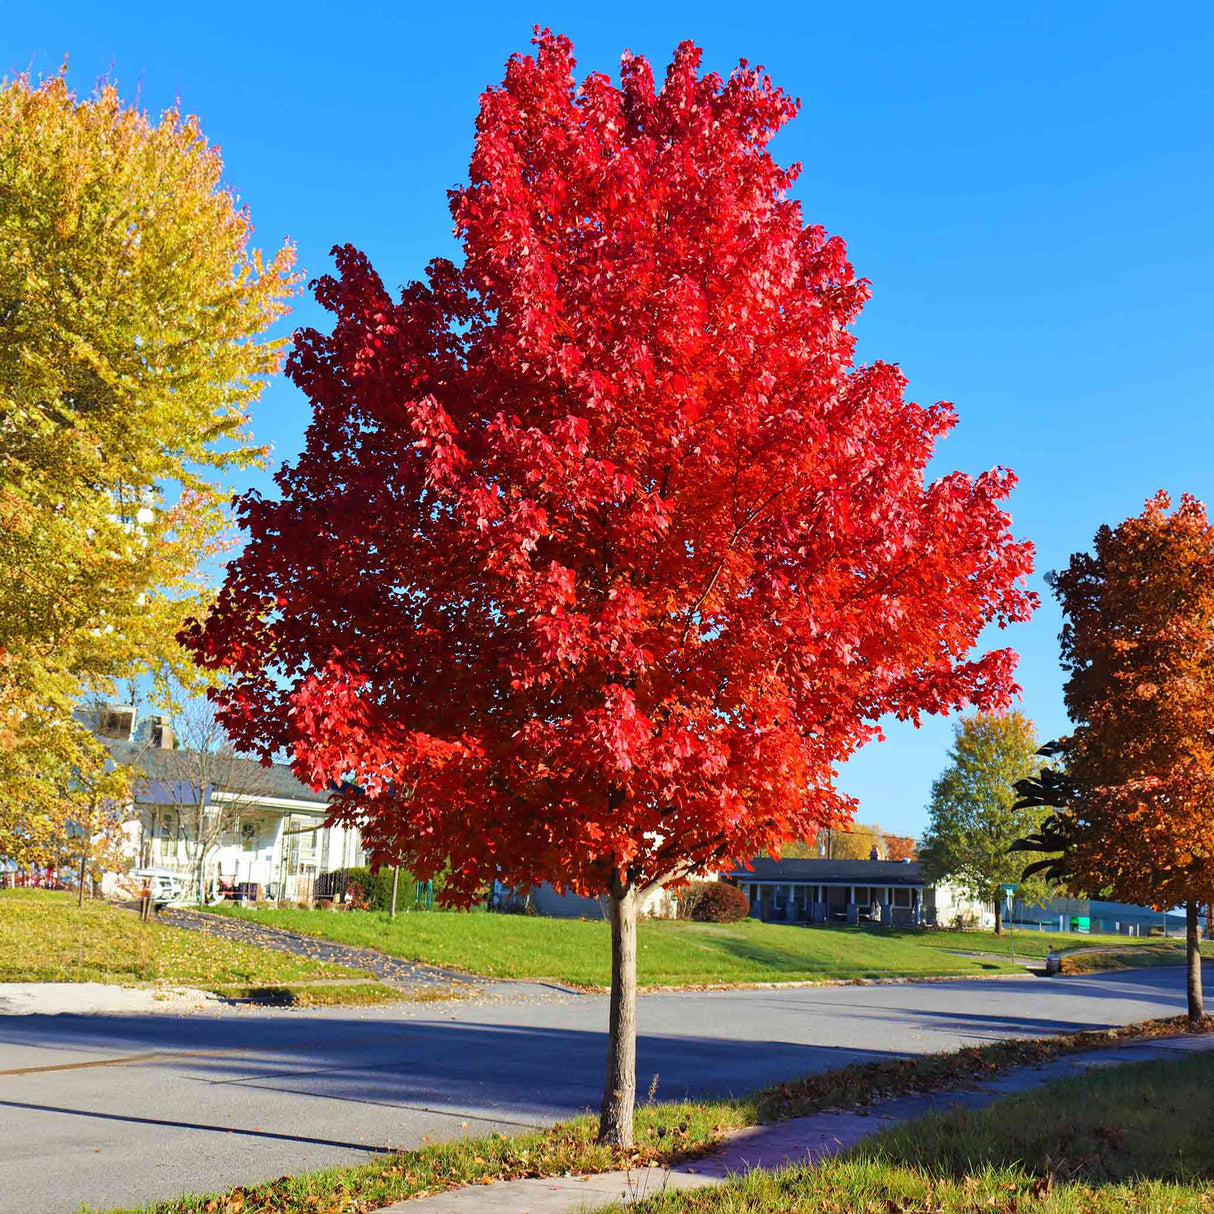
(999, 883, 1019, 964)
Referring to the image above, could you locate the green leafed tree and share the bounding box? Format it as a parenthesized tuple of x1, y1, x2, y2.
(920, 711, 1049, 933)
(0, 68, 298, 861)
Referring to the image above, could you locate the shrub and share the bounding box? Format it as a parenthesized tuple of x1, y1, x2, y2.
(342, 866, 443, 911)
(681, 881, 749, 923)
(675, 882, 707, 920)
(343, 866, 398, 911)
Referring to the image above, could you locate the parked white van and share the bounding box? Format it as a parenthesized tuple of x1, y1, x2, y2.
(131, 869, 185, 907)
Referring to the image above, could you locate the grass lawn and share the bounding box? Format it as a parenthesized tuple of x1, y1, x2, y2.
(209, 904, 1200, 988)
(107, 1015, 1213, 1214)
(0, 889, 400, 1005)
(1058, 942, 1213, 974)
(615, 1051, 1214, 1213)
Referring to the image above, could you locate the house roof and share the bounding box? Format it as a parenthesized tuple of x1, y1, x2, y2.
(727, 857, 927, 886)
(104, 741, 331, 807)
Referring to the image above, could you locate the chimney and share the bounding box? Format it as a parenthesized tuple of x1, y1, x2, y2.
(869, 845, 880, 861)
(97, 705, 137, 741)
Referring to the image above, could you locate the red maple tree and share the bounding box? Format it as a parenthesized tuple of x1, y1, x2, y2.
(183, 32, 1035, 1143)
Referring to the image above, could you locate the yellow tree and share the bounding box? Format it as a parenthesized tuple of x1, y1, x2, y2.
(0, 70, 298, 864)
(1018, 493, 1214, 1020)
(784, 822, 890, 860)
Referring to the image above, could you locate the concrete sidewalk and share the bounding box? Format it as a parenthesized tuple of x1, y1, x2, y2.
(383, 1031, 1214, 1213)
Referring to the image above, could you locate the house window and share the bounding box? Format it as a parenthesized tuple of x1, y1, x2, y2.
(893, 888, 911, 908)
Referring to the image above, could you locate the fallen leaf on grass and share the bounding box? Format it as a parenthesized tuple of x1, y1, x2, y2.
(1030, 1173, 1054, 1198)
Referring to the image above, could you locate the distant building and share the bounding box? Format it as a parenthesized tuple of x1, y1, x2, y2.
(1010, 896, 1188, 936)
(722, 857, 990, 927)
(507, 858, 990, 926)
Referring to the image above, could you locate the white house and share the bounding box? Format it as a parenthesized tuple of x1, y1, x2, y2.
(91, 706, 366, 903)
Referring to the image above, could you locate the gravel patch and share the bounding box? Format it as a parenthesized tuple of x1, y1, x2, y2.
(159, 907, 479, 995)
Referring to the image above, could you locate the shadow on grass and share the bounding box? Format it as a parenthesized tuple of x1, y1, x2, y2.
(850, 1053, 1214, 1187)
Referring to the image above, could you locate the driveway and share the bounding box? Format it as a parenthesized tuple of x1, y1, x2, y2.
(0, 966, 1193, 1213)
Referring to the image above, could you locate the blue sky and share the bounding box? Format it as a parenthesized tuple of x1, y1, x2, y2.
(7, 2, 1212, 838)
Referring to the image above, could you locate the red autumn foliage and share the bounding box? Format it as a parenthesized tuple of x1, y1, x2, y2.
(183, 33, 1033, 908)
(183, 40, 1033, 1120)
(183, 28, 1034, 1141)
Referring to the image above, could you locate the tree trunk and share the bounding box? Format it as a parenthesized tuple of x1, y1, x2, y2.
(598, 876, 639, 1146)
(195, 833, 213, 905)
(390, 866, 400, 918)
(993, 899, 1003, 936)
(1186, 900, 1204, 1024)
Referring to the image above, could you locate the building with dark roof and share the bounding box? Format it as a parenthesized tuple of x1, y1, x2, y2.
(723, 856, 988, 927)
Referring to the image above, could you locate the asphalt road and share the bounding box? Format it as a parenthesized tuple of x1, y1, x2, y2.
(0, 966, 1194, 1214)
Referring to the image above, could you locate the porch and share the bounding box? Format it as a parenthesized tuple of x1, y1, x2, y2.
(731, 878, 925, 926)
(724, 858, 939, 927)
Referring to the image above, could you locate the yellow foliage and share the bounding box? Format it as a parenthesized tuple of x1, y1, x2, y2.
(0, 69, 299, 861)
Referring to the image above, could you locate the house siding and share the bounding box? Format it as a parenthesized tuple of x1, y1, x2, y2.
(96, 719, 366, 903)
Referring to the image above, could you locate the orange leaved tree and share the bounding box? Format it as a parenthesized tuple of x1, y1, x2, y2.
(1019, 492, 1214, 1021)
